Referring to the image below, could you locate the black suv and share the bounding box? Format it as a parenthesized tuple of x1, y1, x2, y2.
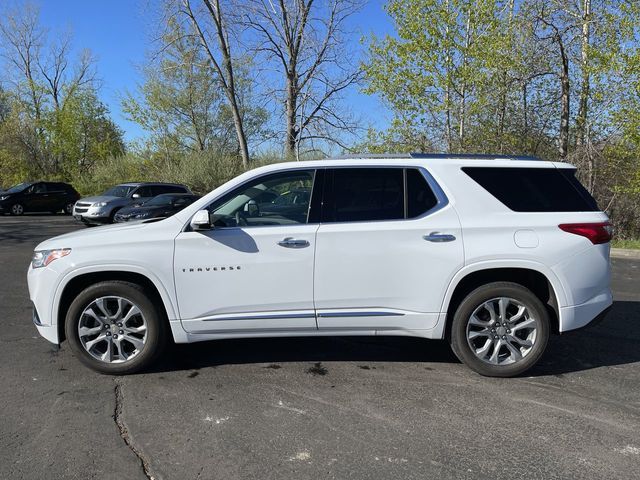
(0, 182, 80, 216)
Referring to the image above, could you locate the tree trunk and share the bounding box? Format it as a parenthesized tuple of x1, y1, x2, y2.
(444, 0, 452, 152)
(576, 0, 591, 147)
(285, 72, 297, 159)
(558, 37, 570, 161)
(185, 0, 250, 168)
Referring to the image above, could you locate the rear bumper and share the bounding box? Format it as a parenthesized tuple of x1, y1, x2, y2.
(559, 288, 613, 332)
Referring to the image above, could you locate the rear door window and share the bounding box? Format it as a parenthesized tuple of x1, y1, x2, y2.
(153, 185, 186, 195)
(406, 168, 438, 218)
(322, 168, 404, 222)
(462, 167, 599, 212)
(133, 186, 154, 198)
(320, 168, 440, 222)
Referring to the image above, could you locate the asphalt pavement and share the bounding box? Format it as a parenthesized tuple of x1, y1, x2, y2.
(1, 215, 639, 480)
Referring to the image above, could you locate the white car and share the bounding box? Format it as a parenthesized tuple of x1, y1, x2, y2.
(28, 154, 613, 376)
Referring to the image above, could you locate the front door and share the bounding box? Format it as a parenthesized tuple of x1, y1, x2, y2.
(174, 169, 319, 334)
(314, 167, 464, 332)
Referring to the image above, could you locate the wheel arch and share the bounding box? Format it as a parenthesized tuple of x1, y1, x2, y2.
(54, 267, 178, 343)
(441, 262, 565, 339)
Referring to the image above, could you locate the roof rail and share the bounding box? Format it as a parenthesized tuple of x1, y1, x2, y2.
(409, 153, 542, 161)
(329, 153, 412, 160)
(328, 153, 542, 161)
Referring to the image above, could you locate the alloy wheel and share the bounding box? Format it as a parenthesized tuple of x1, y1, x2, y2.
(11, 204, 23, 215)
(466, 297, 539, 366)
(78, 296, 147, 363)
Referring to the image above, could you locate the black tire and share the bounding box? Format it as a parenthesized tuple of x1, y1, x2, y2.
(108, 208, 120, 224)
(65, 202, 74, 215)
(65, 281, 167, 374)
(449, 282, 550, 377)
(10, 203, 24, 216)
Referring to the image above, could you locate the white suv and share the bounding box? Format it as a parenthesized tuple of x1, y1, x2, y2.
(28, 155, 613, 376)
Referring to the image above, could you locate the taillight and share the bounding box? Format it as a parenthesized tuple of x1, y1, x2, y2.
(558, 222, 612, 245)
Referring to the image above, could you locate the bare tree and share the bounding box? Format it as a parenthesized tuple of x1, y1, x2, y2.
(534, 7, 574, 161)
(181, 0, 251, 167)
(38, 34, 96, 111)
(244, 0, 362, 159)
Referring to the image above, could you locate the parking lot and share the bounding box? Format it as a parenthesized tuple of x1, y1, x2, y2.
(1, 215, 639, 480)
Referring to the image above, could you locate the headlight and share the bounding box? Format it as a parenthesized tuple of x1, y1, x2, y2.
(93, 201, 107, 207)
(0, 195, 9, 201)
(31, 249, 71, 268)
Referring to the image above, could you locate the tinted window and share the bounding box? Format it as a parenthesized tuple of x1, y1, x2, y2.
(407, 169, 438, 218)
(32, 183, 47, 194)
(207, 170, 315, 227)
(104, 185, 136, 197)
(322, 168, 404, 222)
(153, 185, 187, 195)
(463, 167, 599, 212)
(134, 186, 154, 198)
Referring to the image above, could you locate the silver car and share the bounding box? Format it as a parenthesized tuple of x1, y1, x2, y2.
(72, 182, 191, 225)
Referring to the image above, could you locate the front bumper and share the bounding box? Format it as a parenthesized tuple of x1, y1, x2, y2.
(29, 265, 62, 345)
(72, 205, 112, 224)
(32, 304, 58, 344)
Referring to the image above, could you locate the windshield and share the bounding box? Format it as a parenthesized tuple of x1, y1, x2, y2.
(6, 182, 32, 194)
(145, 194, 177, 206)
(102, 185, 136, 197)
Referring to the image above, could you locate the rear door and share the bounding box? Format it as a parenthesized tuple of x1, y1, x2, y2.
(46, 183, 66, 209)
(314, 167, 464, 332)
(25, 183, 48, 211)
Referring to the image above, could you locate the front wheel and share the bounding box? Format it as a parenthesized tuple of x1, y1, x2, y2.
(65, 281, 167, 374)
(65, 202, 74, 214)
(10, 203, 24, 215)
(449, 282, 550, 377)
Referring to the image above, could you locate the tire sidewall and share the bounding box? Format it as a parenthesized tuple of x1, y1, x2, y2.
(11, 203, 24, 215)
(450, 282, 550, 377)
(65, 282, 165, 374)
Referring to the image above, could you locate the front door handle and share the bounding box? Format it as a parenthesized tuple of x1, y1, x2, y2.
(278, 237, 310, 248)
(423, 232, 456, 242)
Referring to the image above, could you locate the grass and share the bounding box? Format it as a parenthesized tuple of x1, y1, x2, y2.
(611, 238, 640, 249)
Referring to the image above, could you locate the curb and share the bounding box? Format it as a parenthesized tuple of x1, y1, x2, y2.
(610, 248, 640, 260)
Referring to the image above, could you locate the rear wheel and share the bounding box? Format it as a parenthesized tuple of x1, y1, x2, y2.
(65, 281, 167, 374)
(65, 202, 74, 214)
(10, 203, 24, 215)
(449, 282, 549, 377)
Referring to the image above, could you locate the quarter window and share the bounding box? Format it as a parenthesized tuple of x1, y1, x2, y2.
(463, 167, 599, 212)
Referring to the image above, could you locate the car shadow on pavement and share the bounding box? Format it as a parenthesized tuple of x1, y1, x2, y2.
(150, 300, 640, 377)
(527, 300, 640, 377)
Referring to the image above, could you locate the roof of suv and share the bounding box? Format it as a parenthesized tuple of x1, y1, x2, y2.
(252, 153, 573, 172)
(331, 153, 543, 161)
(117, 182, 188, 187)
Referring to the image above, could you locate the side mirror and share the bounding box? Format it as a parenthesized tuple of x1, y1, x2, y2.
(132, 193, 141, 199)
(190, 209, 211, 231)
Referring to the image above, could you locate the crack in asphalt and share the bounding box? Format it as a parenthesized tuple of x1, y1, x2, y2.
(114, 379, 156, 480)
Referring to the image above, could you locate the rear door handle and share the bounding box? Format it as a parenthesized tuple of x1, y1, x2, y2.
(278, 237, 310, 248)
(423, 232, 456, 242)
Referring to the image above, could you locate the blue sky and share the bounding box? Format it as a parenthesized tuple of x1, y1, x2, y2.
(37, 0, 395, 143)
